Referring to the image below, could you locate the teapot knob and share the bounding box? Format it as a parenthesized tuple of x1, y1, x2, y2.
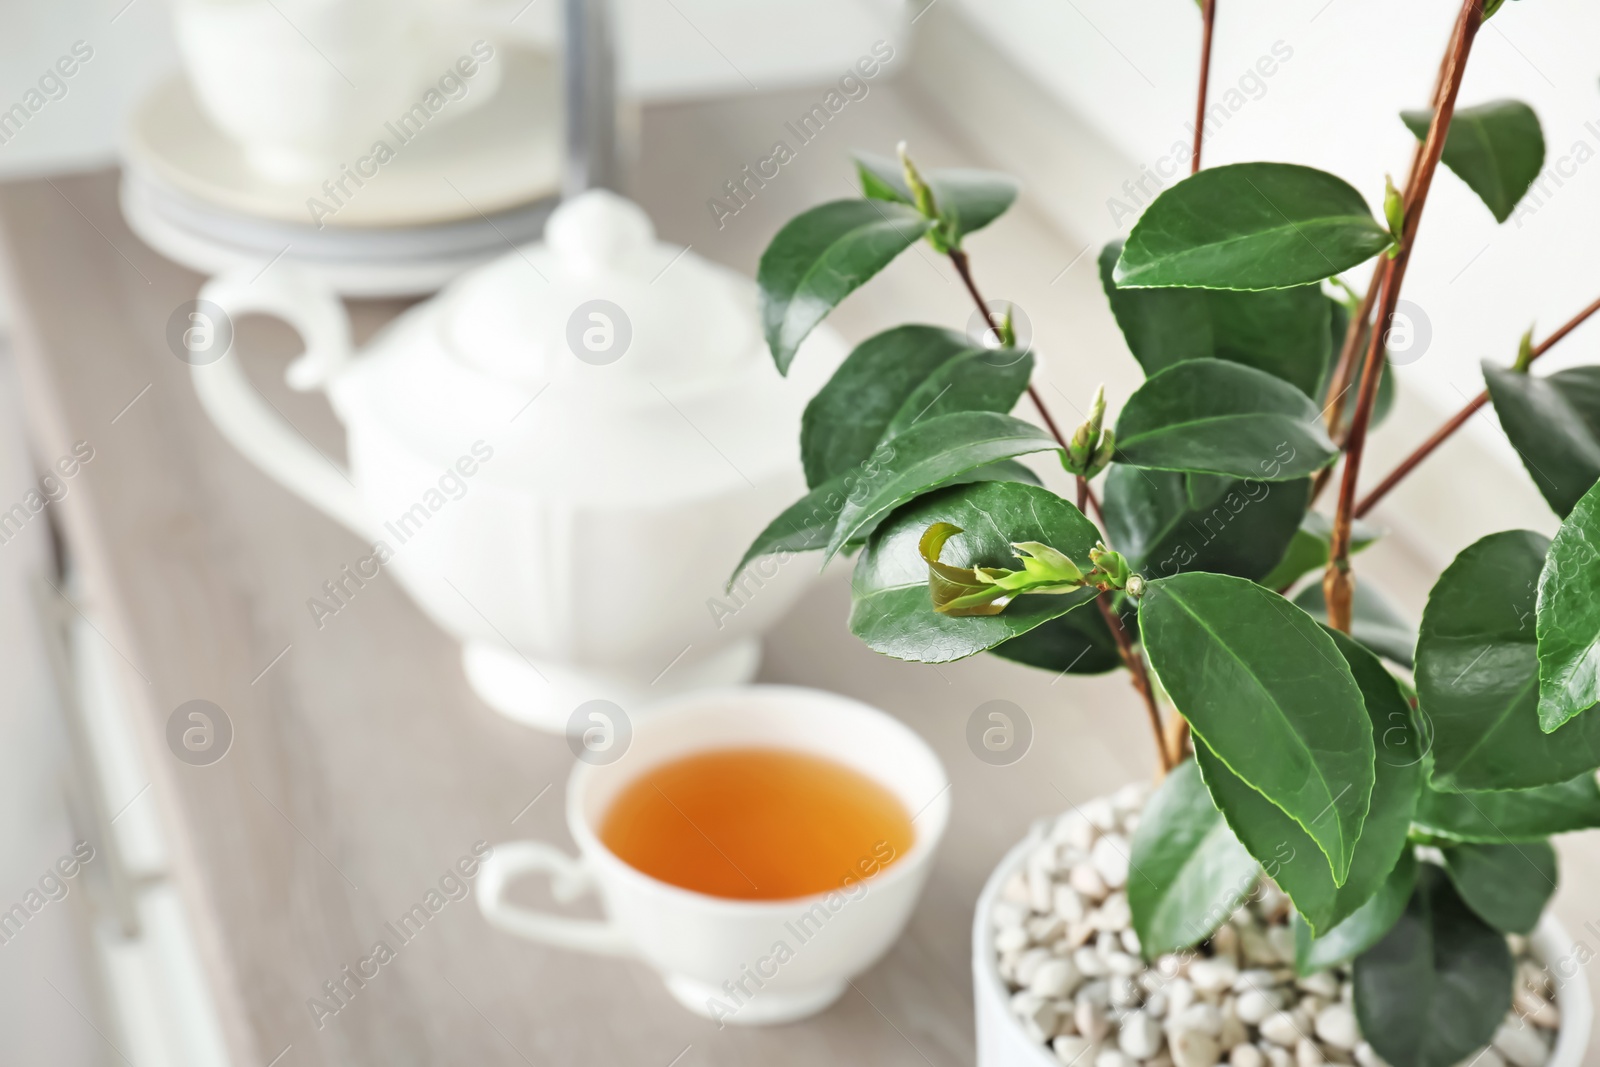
(546, 190, 656, 278)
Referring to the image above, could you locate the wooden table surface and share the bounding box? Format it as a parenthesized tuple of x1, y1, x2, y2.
(4, 77, 1597, 1067)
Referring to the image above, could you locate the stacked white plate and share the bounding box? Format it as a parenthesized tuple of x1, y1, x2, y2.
(121, 46, 562, 297)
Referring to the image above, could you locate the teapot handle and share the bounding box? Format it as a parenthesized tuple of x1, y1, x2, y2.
(190, 268, 376, 541)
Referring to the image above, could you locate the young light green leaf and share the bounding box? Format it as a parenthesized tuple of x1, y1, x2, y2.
(1484, 363, 1600, 519)
(1293, 579, 1417, 668)
(1354, 864, 1513, 1067)
(1414, 773, 1600, 843)
(1417, 530, 1600, 791)
(1114, 360, 1338, 481)
(758, 199, 932, 374)
(849, 480, 1102, 662)
(853, 151, 1020, 246)
(1113, 163, 1392, 291)
(1295, 849, 1417, 975)
(1192, 629, 1421, 934)
(825, 411, 1061, 560)
(1103, 467, 1310, 583)
(1139, 572, 1375, 883)
(1401, 101, 1545, 224)
(1127, 759, 1260, 956)
(800, 324, 1034, 488)
(920, 522, 1010, 616)
(1441, 841, 1557, 935)
(1259, 511, 1383, 591)
(1536, 477, 1600, 732)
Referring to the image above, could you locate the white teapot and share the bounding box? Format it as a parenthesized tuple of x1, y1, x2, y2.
(192, 191, 844, 731)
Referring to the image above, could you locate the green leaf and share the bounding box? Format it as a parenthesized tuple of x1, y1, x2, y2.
(825, 412, 1061, 560)
(1441, 841, 1557, 934)
(1293, 579, 1417, 668)
(1098, 242, 1332, 397)
(1259, 510, 1383, 591)
(1537, 478, 1600, 731)
(1127, 759, 1260, 956)
(1354, 864, 1513, 1067)
(1414, 773, 1600, 842)
(849, 480, 1102, 662)
(854, 152, 1019, 245)
(1484, 364, 1600, 518)
(757, 199, 933, 374)
(1193, 629, 1421, 934)
(729, 460, 1038, 584)
(988, 600, 1128, 675)
(1139, 572, 1375, 883)
(1114, 360, 1338, 481)
(1295, 849, 1418, 974)
(1417, 530, 1600, 791)
(800, 325, 1034, 487)
(1113, 163, 1392, 291)
(1103, 466, 1310, 583)
(1401, 101, 1545, 224)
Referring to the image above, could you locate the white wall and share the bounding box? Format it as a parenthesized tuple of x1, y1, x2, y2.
(956, 0, 1600, 467)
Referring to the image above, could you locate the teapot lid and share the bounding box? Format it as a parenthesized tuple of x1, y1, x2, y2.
(439, 190, 759, 388)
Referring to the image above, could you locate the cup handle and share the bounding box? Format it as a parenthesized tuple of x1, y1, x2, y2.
(476, 842, 632, 956)
(190, 267, 375, 541)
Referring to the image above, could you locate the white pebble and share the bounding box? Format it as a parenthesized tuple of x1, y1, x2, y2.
(1031, 863, 1058, 912)
(1294, 1037, 1323, 1067)
(1190, 960, 1239, 995)
(1002, 871, 1030, 904)
(1259, 1012, 1301, 1048)
(1145, 991, 1169, 1019)
(1256, 885, 1290, 923)
(1211, 925, 1241, 965)
(1263, 1046, 1292, 1067)
(1082, 798, 1117, 831)
(996, 926, 1030, 953)
(995, 901, 1029, 928)
(1313, 1004, 1358, 1051)
(1218, 1010, 1247, 1051)
(1033, 958, 1084, 999)
(1236, 989, 1280, 1025)
(1169, 1004, 1223, 1036)
(1229, 1044, 1264, 1067)
(1055, 884, 1088, 922)
(1054, 1036, 1097, 1065)
(1098, 1050, 1139, 1067)
(1239, 926, 1277, 966)
(1296, 972, 1338, 1000)
(1072, 864, 1111, 902)
(1266, 926, 1296, 965)
(1017, 947, 1054, 986)
(1014, 993, 1063, 1044)
(1513, 987, 1560, 1030)
(1097, 894, 1134, 931)
(1078, 997, 1113, 1042)
(1076, 946, 1111, 977)
(1165, 979, 1196, 1017)
(1233, 969, 1283, 994)
(1351, 1043, 1386, 1067)
(1110, 976, 1143, 1009)
(1492, 1021, 1549, 1067)
(1105, 950, 1143, 976)
(1093, 836, 1132, 889)
(1112, 782, 1148, 815)
(1031, 915, 1069, 943)
(1169, 1028, 1222, 1067)
(1122, 928, 1143, 956)
(1120, 1011, 1165, 1060)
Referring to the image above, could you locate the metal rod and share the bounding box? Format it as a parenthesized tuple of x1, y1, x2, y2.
(563, 0, 620, 196)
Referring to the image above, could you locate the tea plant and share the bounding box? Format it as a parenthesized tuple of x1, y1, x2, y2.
(733, 1, 1600, 1063)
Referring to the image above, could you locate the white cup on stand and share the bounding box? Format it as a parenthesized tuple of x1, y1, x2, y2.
(475, 685, 952, 1026)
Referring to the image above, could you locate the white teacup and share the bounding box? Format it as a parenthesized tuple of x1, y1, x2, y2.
(170, 0, 504, 182)
(476, 685, 951, 1026)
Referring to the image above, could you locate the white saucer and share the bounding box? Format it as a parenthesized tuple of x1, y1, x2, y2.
(124, 45, 561, 229)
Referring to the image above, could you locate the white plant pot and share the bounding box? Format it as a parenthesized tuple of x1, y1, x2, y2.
(973, 816, 1593, 1067)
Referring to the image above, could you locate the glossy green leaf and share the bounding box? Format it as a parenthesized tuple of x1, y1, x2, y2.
(1113, 163, 1392, 291)
(1417, 530, 1600, 791)
(1127, 759, 1260, 956)
(1293, 579, 1417, 668)
(849, 480, 1102, 662)
(1441, 841, 1557, 934)
(1536, 478, 1600, 731)
(758, 199, 932, 374)
(729, 460, 1038, 583)
(1295, 849, 1417, 974)
(1354, 864, 1513, 1067)
(1193, 629, 1420, 933)
(1485, 364, 1600, 518)
(1259, 511, 1383, 591)
(1103, 466, 1309, 583)
(1401, 101, 1545, 224)
(800, 325, 1033, 487)
(826, 412, 1060, 559)
(854, 152, 1019, 245)
(1098, 242, 1332, 397)
(1139, 572, 1375, 882)
(988, 600, 1128, 675)
(1114, 360, 1338, 481)
(1414, 773, 1600, 842)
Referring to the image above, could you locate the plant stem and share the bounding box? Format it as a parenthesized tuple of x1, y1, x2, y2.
(1323, 0, 1484, 632)
(1097, 593, 1172, 775)
(1192, 0, 1217, 174)
(1355, 291, 1600, 516)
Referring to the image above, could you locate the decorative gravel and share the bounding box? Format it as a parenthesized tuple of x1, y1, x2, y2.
(991, 785, 1560, 1067)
